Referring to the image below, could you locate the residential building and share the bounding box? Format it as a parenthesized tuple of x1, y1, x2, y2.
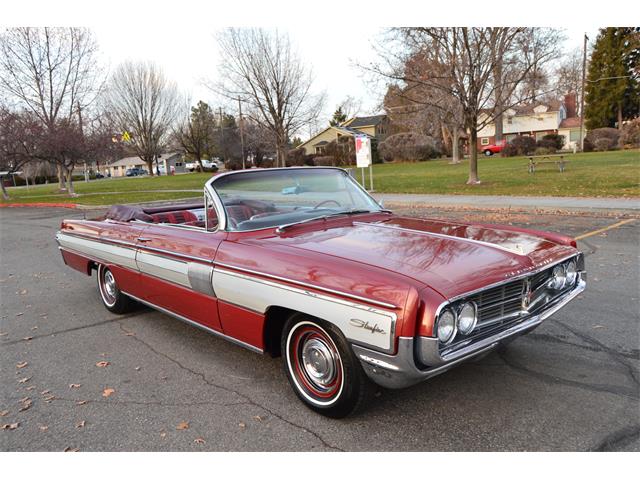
(299, 115, 389, 155)
(105, 152, 186, 177)
(477, 94, 585, 151)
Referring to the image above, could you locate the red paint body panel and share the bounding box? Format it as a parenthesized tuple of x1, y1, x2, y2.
(138, 273, 223, 332)
(218, 301, 265, 349)
(61, 249, 92, 275)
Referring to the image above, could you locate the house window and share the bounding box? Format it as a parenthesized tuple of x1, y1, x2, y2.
(481, 138, 490, 146)
(570, 129, 581, 142)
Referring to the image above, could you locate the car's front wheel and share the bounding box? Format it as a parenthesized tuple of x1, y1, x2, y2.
(282, 314, 373, 418)
(483, 149, 493, 156)
(97, 264, 136, 314)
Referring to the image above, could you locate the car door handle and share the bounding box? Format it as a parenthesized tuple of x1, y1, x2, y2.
(137, 237, 152, 242)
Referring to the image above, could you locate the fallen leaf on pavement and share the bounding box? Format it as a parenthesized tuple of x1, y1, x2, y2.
(2, 423, 19, 430)
(253, 416, 263, 422)
(31, 326, 38, 330)
(134, 367, 141, 371)
(75, 420, 86, 429)
(69, 384, 81, 389)
(19, 289, 27, 295)
(43, 395, 55, 402)
(18, 397, 30, 403)
(592, 325, 605, 329)
(40, 390, 50, 395)
(194, 438, 206, 444)
(125, 332, 135, 336)
(64, 447, 79, 452)
(23, 337, 33, 341)
(160, 431, 167, 438)
(96, 361, 110, 368)
(0, 410, 8, 417)
(25, 386, 35, 391)
(39, 425, 48, 432)
(0, 332, 7, 337)
(76, 400, 88, 406)
(19, 399, 32, 412)
(102, 388, 115, 398)
(16, 362, 28, 369)
(16, 312, 23, 317)
(176, 421, 189, 430)
(18, 377, 31, 384)
(238, 422, 246, 429)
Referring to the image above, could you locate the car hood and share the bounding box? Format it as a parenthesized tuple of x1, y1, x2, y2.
(269, 216, 577, 299)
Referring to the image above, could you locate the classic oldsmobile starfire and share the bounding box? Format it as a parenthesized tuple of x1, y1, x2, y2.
(56, 167, 586, 417)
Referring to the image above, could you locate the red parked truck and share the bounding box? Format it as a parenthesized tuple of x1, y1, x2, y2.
(56, 167, 586, 417)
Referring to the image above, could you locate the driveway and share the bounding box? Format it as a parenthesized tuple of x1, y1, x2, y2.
(1, 206, 638, 451)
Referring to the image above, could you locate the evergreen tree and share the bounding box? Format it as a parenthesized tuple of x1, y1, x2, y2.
(329, 107, 347, 126)
(585, 28, 640, 130)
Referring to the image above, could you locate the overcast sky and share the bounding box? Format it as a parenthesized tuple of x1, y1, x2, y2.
(92, 25, 599, 139)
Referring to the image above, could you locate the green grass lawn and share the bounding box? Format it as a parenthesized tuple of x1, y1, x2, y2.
(367, 149, 640, 197)
(1, 150, 638, 206)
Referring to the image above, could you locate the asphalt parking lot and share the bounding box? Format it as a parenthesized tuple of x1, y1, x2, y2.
(1, 205, 638, 451)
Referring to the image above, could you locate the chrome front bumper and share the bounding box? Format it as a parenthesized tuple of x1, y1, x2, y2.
(352, 277, 586, 389)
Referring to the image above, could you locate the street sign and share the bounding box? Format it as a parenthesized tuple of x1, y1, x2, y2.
(355, 135, 371, 168)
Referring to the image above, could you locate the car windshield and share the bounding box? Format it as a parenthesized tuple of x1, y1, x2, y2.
(209, 168, 383, 231)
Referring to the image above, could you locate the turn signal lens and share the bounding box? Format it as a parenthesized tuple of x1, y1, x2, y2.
(437, 309, 456, 344)
(457, 302, 477, 335)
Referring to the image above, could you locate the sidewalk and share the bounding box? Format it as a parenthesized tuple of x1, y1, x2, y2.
(374, 193, 640, 215)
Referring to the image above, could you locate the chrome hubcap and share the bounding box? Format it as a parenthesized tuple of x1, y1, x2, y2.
(103, 270, 117, 300)
(301, 338, 336, 387)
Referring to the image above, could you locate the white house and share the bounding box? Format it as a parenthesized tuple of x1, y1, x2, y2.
(477, 94, 584, 151)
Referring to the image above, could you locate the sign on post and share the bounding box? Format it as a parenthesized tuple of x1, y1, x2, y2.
(355, 135, 374, 191)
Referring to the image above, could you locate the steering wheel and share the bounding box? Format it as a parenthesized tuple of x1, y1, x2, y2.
(312, 199, 341, 209)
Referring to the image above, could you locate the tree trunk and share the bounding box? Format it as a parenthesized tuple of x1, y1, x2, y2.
(145, 158, 155, 176)
(276, 139, 287, 168)
(451, 129, 461, 164)
(1, 178, 10, 200)
(617, 101, 623, 129)
(467, 127, 480, 184)
(66, 168, 75, 196)
(57, 164, 67, 192)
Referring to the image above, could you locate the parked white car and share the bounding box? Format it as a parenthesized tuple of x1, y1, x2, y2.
(186, 159, 219, 172)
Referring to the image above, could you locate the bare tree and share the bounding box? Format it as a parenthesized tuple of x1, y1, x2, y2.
(0, 27, 103, 192)
(212, 28, 325, 167)
(104, 61, 182, 176)
(365, 27, 562, 184)
(555, 48, 586, 113)
(174, 100, 216, 170)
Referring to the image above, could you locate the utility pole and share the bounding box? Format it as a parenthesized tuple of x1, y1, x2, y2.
(219, 107, 225, 162)
(579, 33, 588, 151)
(238, 97, 245, 169)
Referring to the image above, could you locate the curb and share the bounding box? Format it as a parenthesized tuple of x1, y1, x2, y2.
(0, 202, 79, 209)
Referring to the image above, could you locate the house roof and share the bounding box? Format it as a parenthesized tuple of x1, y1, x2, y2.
(343, 115, 387, 128)
(298, 125, 373, 149)
(559, 117, 583, 128)
(510, 99, 562, 116)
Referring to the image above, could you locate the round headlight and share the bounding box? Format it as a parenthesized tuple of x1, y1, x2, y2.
(549, 264, 566, 290)
(457, 302, 477, 335)
(437, 309, 457, 344)
(565, 260, 578, 286)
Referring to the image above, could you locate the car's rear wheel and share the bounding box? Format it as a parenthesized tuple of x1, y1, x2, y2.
(483, 149, 493, 156)
(97, 264, 136, 314)
(282, 314, 373, 418)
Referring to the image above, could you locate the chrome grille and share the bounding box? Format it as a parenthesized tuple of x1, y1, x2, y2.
(469, 279, 525, 325)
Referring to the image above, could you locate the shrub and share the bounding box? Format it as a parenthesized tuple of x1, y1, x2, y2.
(534, 147, 555, 155)
(584, 128, 620, 152)
(378, 132, 441, 162)
(225, 158, 244, 170)
(502, 135, 536, 156)
(313, 156, 335, 166)
(285, 148, 306, 167)
(620, 118, 640, 149)
(258, 158, 275, 168)
(537, 133, 565, 151)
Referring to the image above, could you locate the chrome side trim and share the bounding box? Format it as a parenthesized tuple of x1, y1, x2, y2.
(56, 232, 137, 270)
(188, 262, 215, 297)
(354, 221, 529, 256)
(136, 250, 191, 288)
(213, 266, 398, 353)
(122, 292, 263, 354)
(214, 261, 398, 310)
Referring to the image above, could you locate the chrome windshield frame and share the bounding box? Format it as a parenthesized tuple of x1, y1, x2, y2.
(204, 167, 386, 233)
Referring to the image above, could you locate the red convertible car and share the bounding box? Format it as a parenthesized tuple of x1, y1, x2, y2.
(56, 167, 585, 417)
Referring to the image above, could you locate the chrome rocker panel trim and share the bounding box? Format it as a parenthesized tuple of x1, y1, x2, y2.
(353, 278, 586, 389)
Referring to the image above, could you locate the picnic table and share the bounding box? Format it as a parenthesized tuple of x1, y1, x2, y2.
(527, 154, 569, 173)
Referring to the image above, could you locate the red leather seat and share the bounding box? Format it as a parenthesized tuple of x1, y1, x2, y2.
(150, 210, 198, 225)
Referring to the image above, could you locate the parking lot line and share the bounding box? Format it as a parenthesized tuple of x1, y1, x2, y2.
(575, 218, 636, 241)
